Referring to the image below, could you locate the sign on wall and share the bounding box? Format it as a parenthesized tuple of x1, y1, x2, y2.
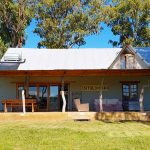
(81, 85, 109, 91)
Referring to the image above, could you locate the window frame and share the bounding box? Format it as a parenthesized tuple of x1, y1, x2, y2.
(122, 82, 139, 102)
(120, 53, 135, 69)
(16, 82, 69, 111)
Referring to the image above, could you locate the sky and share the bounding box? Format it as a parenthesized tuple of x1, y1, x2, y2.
(24, 20, 120, 48)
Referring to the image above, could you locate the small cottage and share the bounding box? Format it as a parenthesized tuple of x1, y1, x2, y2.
(0, 45, 150, 112)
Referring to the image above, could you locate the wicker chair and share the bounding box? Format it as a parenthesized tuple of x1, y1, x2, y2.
(74, 99, 89, 112)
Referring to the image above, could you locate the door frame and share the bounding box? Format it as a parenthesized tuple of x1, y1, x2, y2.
(49, 84, 61, 111)
(121, 81, 139, 111)
(38, 84, 49, 111)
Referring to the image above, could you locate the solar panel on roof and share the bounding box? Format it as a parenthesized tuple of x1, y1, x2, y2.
(4, 53, 22, 61)
(135, 48, 150, 64)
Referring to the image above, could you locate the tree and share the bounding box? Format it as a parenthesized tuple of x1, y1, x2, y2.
(0, 37, 7, 58)
(0, 0, 36, 48)
(34, 0, 104, 48)
(103, 0, 150, 47)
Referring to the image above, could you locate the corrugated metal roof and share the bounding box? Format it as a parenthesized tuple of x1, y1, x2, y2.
(0, 47, 149, 71)
(0, 48, 121, 70)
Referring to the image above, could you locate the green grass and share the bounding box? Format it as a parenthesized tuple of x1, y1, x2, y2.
(0, 120, 150, 150)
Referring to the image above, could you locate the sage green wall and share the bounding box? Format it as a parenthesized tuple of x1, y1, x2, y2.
(0, 77, 19, 111)
(69, 76, 150, 111)
(0, 76, 150, 111)
(69, 76, 122, 110)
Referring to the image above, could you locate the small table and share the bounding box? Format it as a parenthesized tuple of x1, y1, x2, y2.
(2, 99, 37, 112)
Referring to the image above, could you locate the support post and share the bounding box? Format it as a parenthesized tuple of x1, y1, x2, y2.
(4, 102, 7, 113)
(22, 89, 26, 114)
(139, 86, 144, 112)
(24, 75, 29, 98)
(99, 78, 104, 112)
(139, 82, 150, 112)
(61, 77, 66, 112)
(139, 81, 150, 112)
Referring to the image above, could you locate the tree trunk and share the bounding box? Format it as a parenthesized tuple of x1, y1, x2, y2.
(18, 2, 22, 48)
(18, 37, 23, 48)
(61, 78, 66, 112)
(11, 33, 17, 48)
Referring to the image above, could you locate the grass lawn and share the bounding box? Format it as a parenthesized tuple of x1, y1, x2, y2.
(0, 120, 150, 150)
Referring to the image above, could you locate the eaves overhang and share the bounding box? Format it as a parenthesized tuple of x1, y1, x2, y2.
(0, 69, 150, 77)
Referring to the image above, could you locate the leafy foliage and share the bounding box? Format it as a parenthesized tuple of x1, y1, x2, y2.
(104, 0, 150, 47)
(0, 37, 7, 58)
(34, 0, 104, 48)
(0, 0, 149, 50)
(0, 0, 36, 48)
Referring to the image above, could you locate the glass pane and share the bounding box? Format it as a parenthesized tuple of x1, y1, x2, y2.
(49, 86, 59, 111)
(28, 86, 37, 98)
(123, 92, 129, 96)
(123, 88, 129, 93)
(130, 84, 138, 101)
(123, 85, 128, 89)
(122, 84, 130, 111)
(39, 86, 48, 109)
(18, 85, 24, 99)
(123, 84, 129, 94)
(131, 84, 137, 89)
(127, 56, 134, 69)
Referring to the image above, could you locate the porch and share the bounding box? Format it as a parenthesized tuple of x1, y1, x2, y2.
(0, 70, 150, 112)
(0, 112, 150, 122)
(1, 98, 141, 113)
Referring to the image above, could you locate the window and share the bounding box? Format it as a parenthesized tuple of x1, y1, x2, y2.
(130, 84, 138, 101)
(16, 83, 69, 111)
(122, 83, 138, 101)
(39, 86, 48, 109)
(28, 86, 37, 98)
(121, 55, 126, 69)
(17, 85, 24, 99)
(121, 54, 135, 69)
(127, 55, 134, 69)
